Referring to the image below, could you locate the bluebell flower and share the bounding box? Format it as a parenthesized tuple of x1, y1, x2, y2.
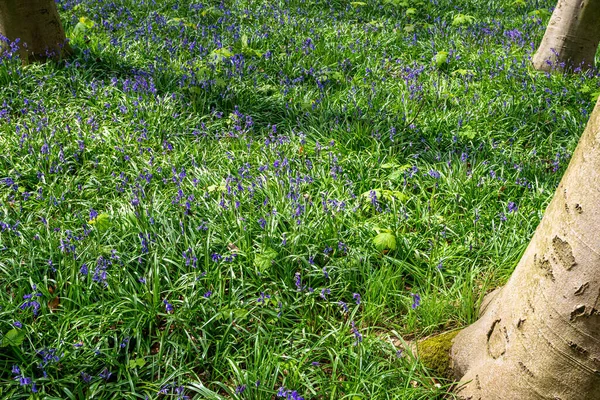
(235, 385, 246, 394)
(351, 321, 363, 345)
(81, 372, 92, 383)
(339, 301, 349, 313)
(99, 368, 112, 381)
(411, 293, 421, 309)
(295, 272, 302, 291)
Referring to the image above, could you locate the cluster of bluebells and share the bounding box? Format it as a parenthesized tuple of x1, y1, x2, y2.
(0, 0, 592, 397)
(37, 348, 61, 377)
(11, 365, 37, 393)
(158, 383, 189, 399)
(20, 284, 42, 316)
(277, 386, 305, 400)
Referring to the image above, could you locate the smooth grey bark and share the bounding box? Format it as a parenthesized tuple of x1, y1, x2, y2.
(450, 98, 600, 399)
(0, 0, 71, 63)
(532, 0, 600, 72)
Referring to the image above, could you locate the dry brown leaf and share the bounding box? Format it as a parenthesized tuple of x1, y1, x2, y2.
(48, 296, 60, 312)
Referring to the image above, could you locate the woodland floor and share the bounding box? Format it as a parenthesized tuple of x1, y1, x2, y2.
(0, 0, 598, 398)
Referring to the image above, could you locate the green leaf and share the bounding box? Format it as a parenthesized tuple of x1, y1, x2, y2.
(210, 48, 234, 63)
(380, 162, 397, 169)
(451, 14, 475, 26)
(405, 7, 417, 15)
(128, 357, 146, 369)
(433, 51, 449, 69)
(403, 24, 415, 33)
(373, 231, 397, 251)
(451, 69, 475, 77)
(1, 329, 25, 347)
(388, 165, 412, 181)
(89, 213, 111, 231)
(528, 9, 551, 19)
(351, 1, 367, 7)
(254, 248, 278, 271)
(79, 16, 95, 29)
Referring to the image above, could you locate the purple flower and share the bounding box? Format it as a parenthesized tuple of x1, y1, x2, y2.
(13, 321, 22, 328)
(19, 376, 31, 386)
(81, 371, 92, 383)
(203, 291, 212, 298)
(99, 368, 112, 381)
(411, 293, 421, 309)
(350, 321, 363, 345)
(295, 272, 302, 291)
(352, 293, 361, 305)
(258, 217, 267, 229)
(507, 201, 518, 213)
(235, 385, 246, 394)
(20, 285, 42, 316)
(163, 299, 174, 313)
(428, 169, 440, 179)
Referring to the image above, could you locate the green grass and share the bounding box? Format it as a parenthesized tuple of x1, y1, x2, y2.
(0, 0, 598, 398)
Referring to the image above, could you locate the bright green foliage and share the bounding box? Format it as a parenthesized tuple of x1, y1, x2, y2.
(0, 0, 593, 398)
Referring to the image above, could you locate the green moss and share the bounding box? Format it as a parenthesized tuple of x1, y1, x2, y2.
(417, 330, 461, 378)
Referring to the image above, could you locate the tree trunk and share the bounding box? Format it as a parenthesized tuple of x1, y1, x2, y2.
(0, 0, 71, 63)
(532, 0, 600, 73)
(450, 97, 600, 399)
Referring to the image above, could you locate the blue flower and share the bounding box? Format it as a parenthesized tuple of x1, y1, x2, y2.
(163, 299, 174, 313)
(411, 293, 421, 309)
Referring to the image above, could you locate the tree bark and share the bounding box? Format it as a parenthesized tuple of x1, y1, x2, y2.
(532, 0, 600, 73)
(450, 98, 600, 399)
(0, 0, 71, 63)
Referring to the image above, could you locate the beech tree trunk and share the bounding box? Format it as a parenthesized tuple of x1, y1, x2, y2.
(450, 98, 600, 399)
(532, 0, 600, 72)
(0, 0, 71, 63)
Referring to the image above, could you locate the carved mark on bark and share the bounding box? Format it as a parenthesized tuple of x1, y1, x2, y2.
(570, 304, 587, 321)
(575, 203, 583, 214)
(486, 319, 506, 359)
(568, 340, 589, 356)
(534, 254, 554, 281)
(574, 282, 589, 296)
(518, 361, 535, 378)
(517, 317, 527, 329)
(552, 236, 576, 270)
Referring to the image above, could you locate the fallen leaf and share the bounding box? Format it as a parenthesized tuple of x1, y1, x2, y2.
(48, 296, 60, 312)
